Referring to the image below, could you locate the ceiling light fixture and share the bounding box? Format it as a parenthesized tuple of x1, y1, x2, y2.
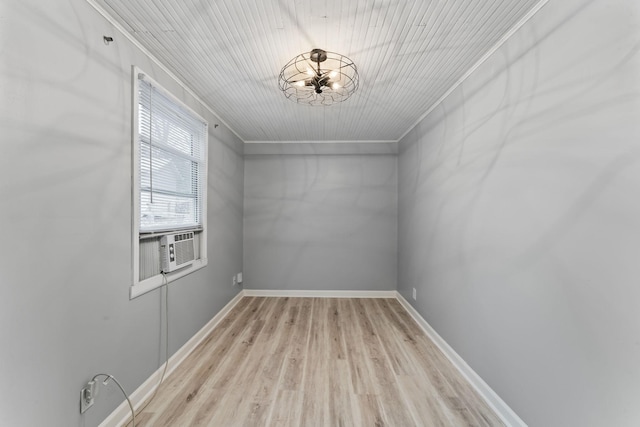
(279, 48, 359, 106)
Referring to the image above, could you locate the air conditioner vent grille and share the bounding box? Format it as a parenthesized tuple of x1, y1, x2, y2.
(160, 232, 196, 273)
(175, 239, 195, 265)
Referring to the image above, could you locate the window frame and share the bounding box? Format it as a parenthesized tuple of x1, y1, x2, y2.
(130, 66, 208, 299)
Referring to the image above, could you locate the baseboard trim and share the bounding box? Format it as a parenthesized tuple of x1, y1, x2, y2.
(98, 291, 245, 427)
(395, 292, 527, 427)
(242, 289, 397, 298)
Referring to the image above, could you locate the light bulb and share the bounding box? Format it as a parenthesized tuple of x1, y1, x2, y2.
(331, 82, 341, 90)
(294, 80, 305, 87)
(306, 68, 314, 76)
(329, 70, 338, 78)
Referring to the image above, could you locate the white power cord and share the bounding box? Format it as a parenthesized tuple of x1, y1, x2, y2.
(86, 272, 171, 426)
(91, 374, 135, 427)
(128, 272, 171, 420)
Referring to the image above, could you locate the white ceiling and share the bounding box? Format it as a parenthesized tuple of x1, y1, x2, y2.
(91, 0, 545, 143)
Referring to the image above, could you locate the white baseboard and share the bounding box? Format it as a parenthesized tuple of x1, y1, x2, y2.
(98, 291, 245, 427)
(242, 289, 397, 298)
(394, 292, 527, 427)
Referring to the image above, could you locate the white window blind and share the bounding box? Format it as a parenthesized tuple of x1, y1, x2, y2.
(138, 76, 207, 233)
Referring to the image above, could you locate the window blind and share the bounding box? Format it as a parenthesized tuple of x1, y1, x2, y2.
(138, 77, 207, 233)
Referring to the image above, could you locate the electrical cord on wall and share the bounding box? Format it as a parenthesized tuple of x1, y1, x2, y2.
(91, 374, 135, 427)
(86, 273, 170, 427)
(128, 272, 171, 421)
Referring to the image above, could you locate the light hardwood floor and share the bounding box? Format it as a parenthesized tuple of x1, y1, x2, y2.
(126, 297, 504, 427)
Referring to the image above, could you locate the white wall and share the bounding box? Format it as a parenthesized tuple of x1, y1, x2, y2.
(398, 0, 640, 425)
(0, 1, 244, 425)
(244, 143, 397, 291)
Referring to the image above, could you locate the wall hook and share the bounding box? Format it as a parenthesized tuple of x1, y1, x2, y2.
(103, 36, 114, 45)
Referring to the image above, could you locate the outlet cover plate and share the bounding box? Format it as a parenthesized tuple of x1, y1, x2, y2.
(80, 382, 95, 413)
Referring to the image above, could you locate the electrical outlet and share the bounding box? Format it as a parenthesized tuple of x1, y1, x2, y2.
(412, 288, 417, 300)
(232, 275, 237, 287)
(80, 380, 96, 413)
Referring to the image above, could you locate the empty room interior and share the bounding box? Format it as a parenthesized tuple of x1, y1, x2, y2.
(1, 0, 639, 426)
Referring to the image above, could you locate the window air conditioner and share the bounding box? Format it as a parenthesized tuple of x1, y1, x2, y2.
(160, 232, 195, 273)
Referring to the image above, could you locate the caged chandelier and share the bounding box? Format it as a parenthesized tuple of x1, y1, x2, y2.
(279, 48, 359, 106)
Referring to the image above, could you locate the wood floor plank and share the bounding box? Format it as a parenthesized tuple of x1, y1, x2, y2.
(366, 298, 417, 376)
(299, 298, 330, 425)
(267, 390, 303, 427)
(326, 358, 357, 427)
(339, 299, 378, 395)
(278, 297, 311, 393)
(132, 297, 505, 427)
(355, 393, 387, 427)
(326, 298, 347, 360)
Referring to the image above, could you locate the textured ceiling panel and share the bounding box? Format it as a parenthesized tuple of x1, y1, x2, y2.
(92, 0, 545, 142)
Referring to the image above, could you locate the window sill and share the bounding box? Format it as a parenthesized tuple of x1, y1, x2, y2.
(130, 258, 208, 299)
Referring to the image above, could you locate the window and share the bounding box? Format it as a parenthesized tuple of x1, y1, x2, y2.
(131, 67, 208, 298)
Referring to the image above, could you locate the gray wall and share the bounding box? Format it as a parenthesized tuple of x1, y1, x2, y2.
(4, 0, 639, 426)
(397, 0, 640, 426)
(244, 143, 397, 291)
(0, 1, 243, 426)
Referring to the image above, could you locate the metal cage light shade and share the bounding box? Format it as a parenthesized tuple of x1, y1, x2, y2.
(279, 48, 359, 106)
